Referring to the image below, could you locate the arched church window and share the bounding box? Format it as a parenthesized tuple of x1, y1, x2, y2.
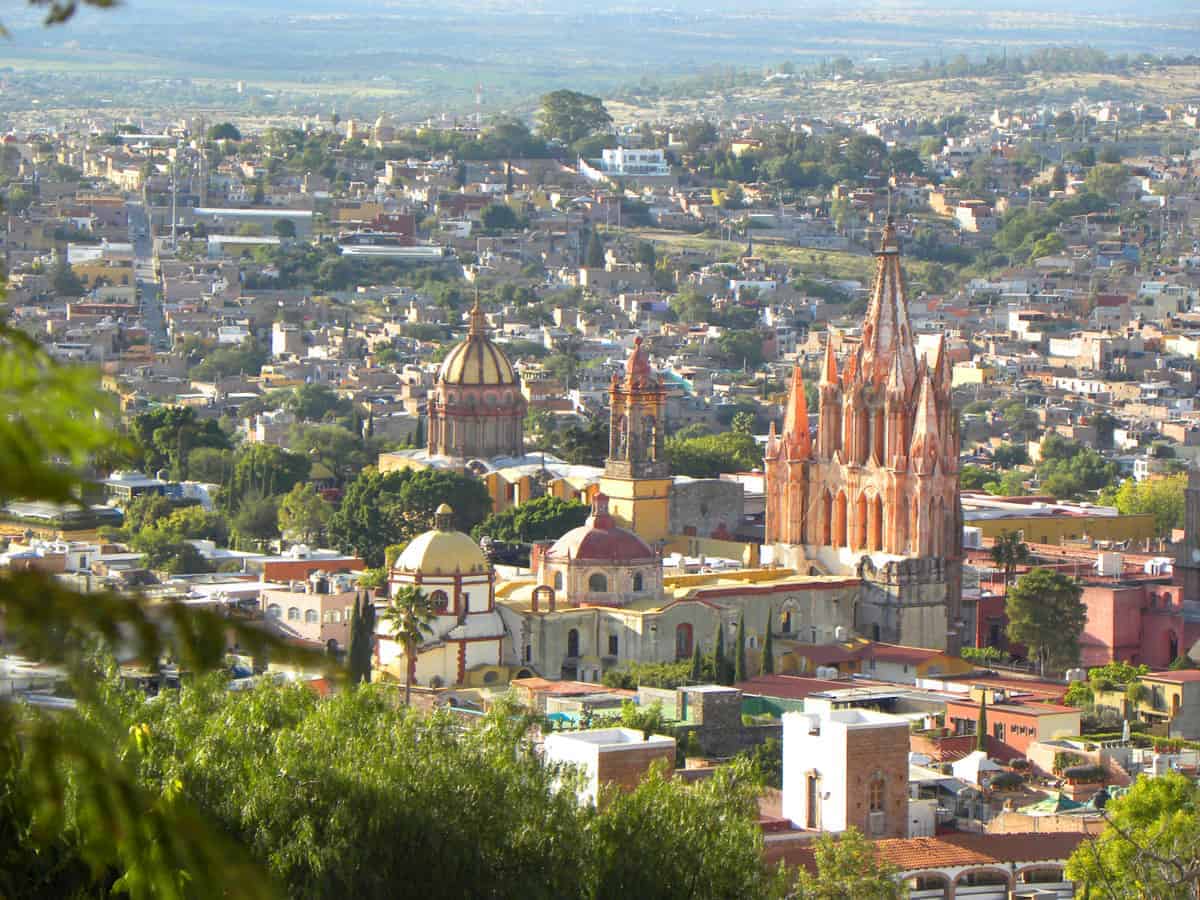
(567, 628, 580, 658)
(266, 604, 281, 619)
(643, 416, 656, 460)
(588, 572, 608, 592)
(305, 609, 318, 624)
(781, 610, 792, 633)
(553, 571, 563, 591)
(633, 572, 644, 592)
(429, 590, 449, 613)
(869, 775, 885, 812)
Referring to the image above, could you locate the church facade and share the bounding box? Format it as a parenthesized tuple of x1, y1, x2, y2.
(764, 223, 963, 651)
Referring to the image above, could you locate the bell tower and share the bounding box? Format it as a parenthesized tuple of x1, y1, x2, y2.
(600, 337, 672, 542)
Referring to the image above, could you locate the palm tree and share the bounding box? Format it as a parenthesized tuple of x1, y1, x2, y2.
(382, 585, 436, 706)
(990, 530, 1030, 590)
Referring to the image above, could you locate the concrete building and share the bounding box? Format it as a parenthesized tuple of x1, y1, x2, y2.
(781, 706, 910, 838)
(542, 727, 676, 805)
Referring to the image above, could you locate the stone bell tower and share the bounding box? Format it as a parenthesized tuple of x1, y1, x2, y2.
(599, 337, 672, 543)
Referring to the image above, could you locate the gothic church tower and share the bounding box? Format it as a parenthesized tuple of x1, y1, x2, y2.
(764, 222, 963, 651)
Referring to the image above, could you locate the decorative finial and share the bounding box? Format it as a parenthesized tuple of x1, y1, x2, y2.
(468, 291, 486, 335)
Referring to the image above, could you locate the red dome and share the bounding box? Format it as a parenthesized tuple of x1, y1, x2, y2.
(546, 494, 655, 562)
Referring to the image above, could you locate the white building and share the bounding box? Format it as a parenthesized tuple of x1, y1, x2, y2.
(578, 148, 670, 182)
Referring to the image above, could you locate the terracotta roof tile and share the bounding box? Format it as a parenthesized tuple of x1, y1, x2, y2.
(766, 832, 1085, 873)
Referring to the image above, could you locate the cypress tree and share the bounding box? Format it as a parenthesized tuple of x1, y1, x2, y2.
(712, 620, 727, 686)
(347, 592, 364, 684)
(347, 591, 377, 685)
(976, 693, 988, 753)
(690, 641, 704, 683)
(585, 229, 605, 268)
(761, 609, 775, 676)
(733, 613, 747, 684)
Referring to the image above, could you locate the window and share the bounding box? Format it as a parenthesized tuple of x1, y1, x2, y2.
(632, 572, 644, 592)
(608, 634, 619, 656)
(429, 590, 449, 613)
(267, 604, 281, 619)
(524, 644, 532, 663)
(305, 609, 318, 624)
(588, 572, 608, 592)
(287, 607, 300, 621)
(993, 722, 1006, 742)
(567, 629, 580, 658)
(553, 571, 563, 590)
(806, 773, 820, 829)
(869, 776, 885, 812)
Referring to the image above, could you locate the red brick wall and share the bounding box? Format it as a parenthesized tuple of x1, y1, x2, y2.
(844, 725, 909, 839)
(261, 558, 365, 582)
(595, 745, 675, 794)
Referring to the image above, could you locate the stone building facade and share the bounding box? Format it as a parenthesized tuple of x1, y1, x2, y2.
(764, 223, 963, 651)
(426, 300, 526, 460)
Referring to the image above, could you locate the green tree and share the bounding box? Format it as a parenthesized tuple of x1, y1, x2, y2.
(793, 828, 904, 899)
(208, 122, 242, 141)
(1066, 771, 1200, 898)
(1100, 474, 1186, 539)
(731, 410, 756, 435)
(585, 229, 606, 268)
(346, 591, 376, 685)
(232, 493, 281, 547)
(537, 89, 613, 145)
(1006, 567, 1087, 675)
(227, 444, 311, 508)
(480, 203, 519, 231)
(383, 585, 436, 705)
(691, 642, 705, 682)
(51, 256, 85, 297)
(471, 495, 588, 543)
(666, 431, 761, 478)
(271, 218, 296, 239)
(712, 619, 731, 686)
(277, 482, 332, 544)
(1085, 163, 1128, 201)
(130, 407, 232, 479)
(734, 613, 747, 683)
(989, 530, 1030, 589)
(0, 324, 324, 899)
(976, 693, 988, 752)
(588, 762, 771, 900)
(761, 611, 775, 676)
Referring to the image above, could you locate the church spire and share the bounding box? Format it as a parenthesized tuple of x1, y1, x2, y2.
(782, 365, 811, 459)
(909, 370, 941, 475)
(857, 218, 917, 389)
(820, 338, 839, 386)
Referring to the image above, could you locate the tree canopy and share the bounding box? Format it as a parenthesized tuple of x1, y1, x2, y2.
(1006, 567, 1087, 675)
(471, 495, 589, 543)
(328, 467, 492, 566)
(538, 89, 613, 146)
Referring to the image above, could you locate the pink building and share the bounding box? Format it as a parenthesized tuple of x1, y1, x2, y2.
(261, 571, 360, 653)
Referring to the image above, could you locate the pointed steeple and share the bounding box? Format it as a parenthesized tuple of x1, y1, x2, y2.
(909, 370, 941, 475)
(782, 365, 811, 458)
(857, 218, 917, 389)
(932, 332, 951, 393)
(820, 338, 839, 387)
(887, 341, 909, 397)
(766, 419, 779, 458)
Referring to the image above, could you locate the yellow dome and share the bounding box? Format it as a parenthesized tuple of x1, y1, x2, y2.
(394, 528, 488, 576)
(437, 301, 518, 386)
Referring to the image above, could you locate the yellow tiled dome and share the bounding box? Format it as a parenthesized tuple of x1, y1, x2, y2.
(437, 301, 518, 386)
(394, 507, 488, 575)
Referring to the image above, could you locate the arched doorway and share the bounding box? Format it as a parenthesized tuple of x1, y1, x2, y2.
(567, 628, 580, 658)
(834, 491, 848, 548)
(675, 623, 693, 660)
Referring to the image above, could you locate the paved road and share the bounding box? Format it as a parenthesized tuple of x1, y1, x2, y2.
(127, 201, 170, 350)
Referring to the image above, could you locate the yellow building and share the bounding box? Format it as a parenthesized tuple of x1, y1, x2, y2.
(71, 259, 134, 288)
(598, 337, 672, 542)
(964, 507, 1155, 546)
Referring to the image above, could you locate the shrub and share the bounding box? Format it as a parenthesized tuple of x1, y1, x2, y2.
(990, 772, 1025, 791)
